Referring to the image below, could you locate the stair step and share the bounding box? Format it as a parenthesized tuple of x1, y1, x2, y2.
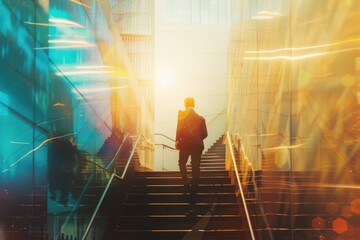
(116, 215, 243, 230)
(126, 193, 237, 203)
(0, 232, 46, 240)
(2, 205, 47, 216)
(122, 203, 240, 215)
(259, 214, 360, 228)
(193, 162, 225, 166)
(135, 170, 228, 177)
(114, 135, 253, 240)
(257, 201, 353, 214)
(130, 184, 235, 193)
(259, 192, 354, 202)
(133, 177, 231, 185)
(112, 229, 246, 240)
(187, 166, 226, 171)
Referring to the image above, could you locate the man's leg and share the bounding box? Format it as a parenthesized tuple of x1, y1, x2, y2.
(190, 146, 203, 200)
(179, 149, 191, 193)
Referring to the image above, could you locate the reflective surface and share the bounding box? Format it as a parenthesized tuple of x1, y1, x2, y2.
(229, 0, 360, 172)
(0, 0, 153, 239)
(228, 0, 360, 239)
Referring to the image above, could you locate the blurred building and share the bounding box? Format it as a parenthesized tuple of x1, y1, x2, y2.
(0, 0, 154, 239)
(227, 0, 360, 239)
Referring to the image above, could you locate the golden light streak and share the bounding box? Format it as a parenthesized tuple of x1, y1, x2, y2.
(49, 18, 84, 28)
(34, 44, 95, 50)
(257, 11, 282, 16)
(55, 70, 115, 76)
(75, 65, 114, 69)
(244, 52, 326, 60)
(49, 39, 91, 45)
(53, 102, 66, 107)
(243, 133, 284, 137)
(251, 15, 274, 20)
(246, 46, 325, 54)
(244, 46, 360, 60)
(77, 85, 129, 94)
(2, 133, 76, 173)
(10, 141, 31, 145)
(262, 143, 304, 151)
(69, 0, 91, 8)
(317, 184, 360, 190)
(245, 37, 360, 54)
(24, 22, 84, 28)
(24, 22, 54, 27)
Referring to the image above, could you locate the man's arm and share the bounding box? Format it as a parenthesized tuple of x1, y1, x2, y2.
(175, 110, 185, 149)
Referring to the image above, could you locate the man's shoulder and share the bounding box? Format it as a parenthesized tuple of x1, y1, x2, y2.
(192, 111, 205, 121)
(197, 113, 205, 121)
(178, 110, 186, 120)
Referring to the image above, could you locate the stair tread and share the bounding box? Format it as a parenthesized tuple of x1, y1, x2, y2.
(128, 192, 235, 195)
(116, 229, 244, 232)
(135, 176, 229, 179)
(113, 135, 252, 239)
(119, 215, 242, 218)
(124, 202, 239, 206)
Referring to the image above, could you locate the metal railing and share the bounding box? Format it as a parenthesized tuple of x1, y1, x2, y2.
(81, 133, 151, 240)
(154, 133, 178, 170)
(223, 131, 255, 240)
(56, 132, 130, 240)
(232, 133, 274, 240)
(155, 143, 177, 170)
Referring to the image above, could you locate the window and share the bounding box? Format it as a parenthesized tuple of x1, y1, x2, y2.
(162, 0, 228, 24)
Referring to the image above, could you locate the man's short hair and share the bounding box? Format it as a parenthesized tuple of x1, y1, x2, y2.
(184, 97, 195, 108)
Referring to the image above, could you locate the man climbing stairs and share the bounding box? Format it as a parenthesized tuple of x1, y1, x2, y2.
(109, 136, 249, 240)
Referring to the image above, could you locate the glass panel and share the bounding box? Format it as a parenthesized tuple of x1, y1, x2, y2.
(1, 0, 153, 239)
(228, 0, 360, 239)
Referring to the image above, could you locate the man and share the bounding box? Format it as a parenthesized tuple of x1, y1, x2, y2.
(175, 97, 208, 201)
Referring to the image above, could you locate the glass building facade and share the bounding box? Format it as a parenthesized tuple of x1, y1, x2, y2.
(162, 0, 228, 24)
(0, 0, 154, 239)
(227, 0, 360, 239)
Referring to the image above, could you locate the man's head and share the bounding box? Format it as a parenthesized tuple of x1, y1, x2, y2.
(184, 97, 195, 109)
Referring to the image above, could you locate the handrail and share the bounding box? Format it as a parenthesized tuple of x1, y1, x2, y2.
(154, 108, 226, 146)
(207, 107, 226, 127)
(154, 143, 178, 170)
(154, 133, 176, 142)
(57, 132, 129, 240)
(155, 143, 177, 150)
(224, 131, 255, 240)
(82, 134, 146, 240)
(120, 134, 142, 179)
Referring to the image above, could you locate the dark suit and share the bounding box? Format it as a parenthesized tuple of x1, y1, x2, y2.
(176, 108, 208, 193)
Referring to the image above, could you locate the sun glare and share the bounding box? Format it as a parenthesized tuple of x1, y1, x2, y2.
(156, 69, 174, 87)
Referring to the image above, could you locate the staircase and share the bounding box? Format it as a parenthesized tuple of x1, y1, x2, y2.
(253, 171, 360, 240)
(0, 186, 47, 240)
(50, 132, 134, 240)
(109, 136, 248, 240)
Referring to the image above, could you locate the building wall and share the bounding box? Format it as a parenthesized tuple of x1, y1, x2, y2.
(109, 0, 155, 169)
(0, 0, 153, 238)
(228, 0, 360, 177)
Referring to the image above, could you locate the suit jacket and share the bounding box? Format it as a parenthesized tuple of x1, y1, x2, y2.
(176, 109, 208, 150)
